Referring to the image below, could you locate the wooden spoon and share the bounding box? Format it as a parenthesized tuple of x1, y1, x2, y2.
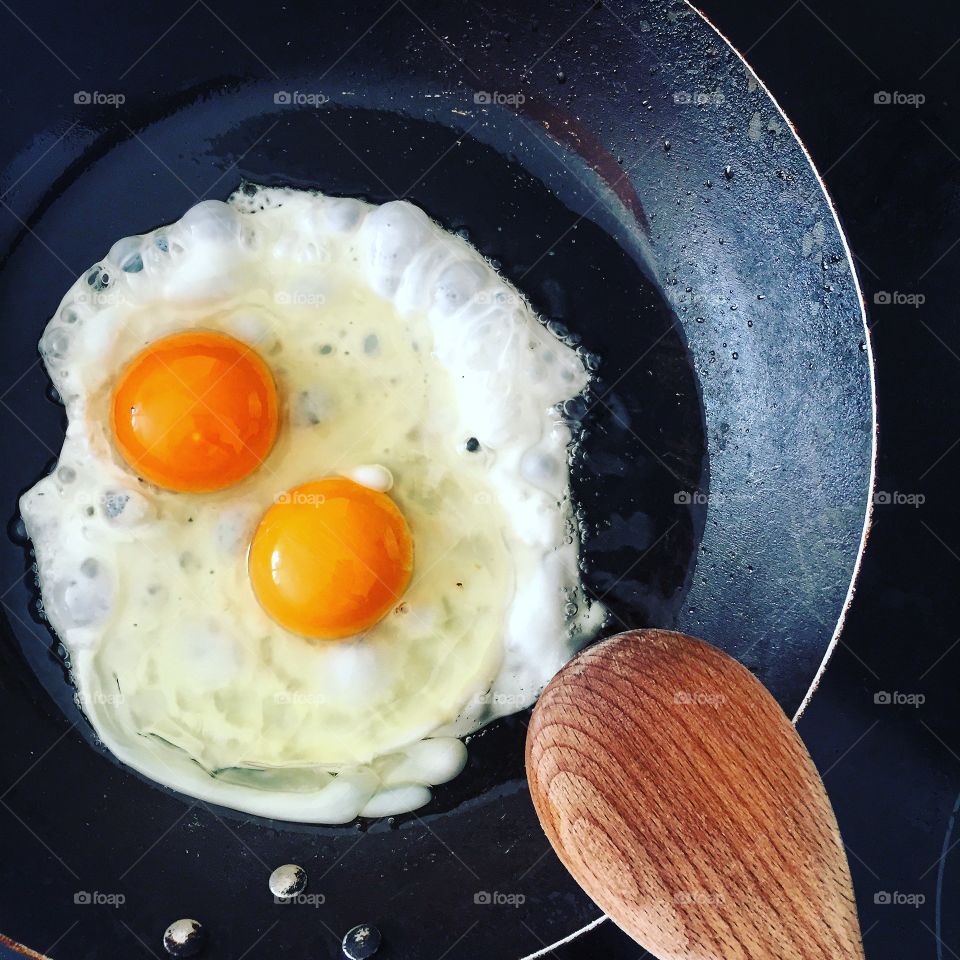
(525, 629, 863, 960)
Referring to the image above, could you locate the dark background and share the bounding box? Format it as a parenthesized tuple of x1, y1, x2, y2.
(565, 0, 960, 956)
(0, 0, 957, 958)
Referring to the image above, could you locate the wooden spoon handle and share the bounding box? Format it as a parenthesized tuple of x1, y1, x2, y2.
(526, 629, 864, 960)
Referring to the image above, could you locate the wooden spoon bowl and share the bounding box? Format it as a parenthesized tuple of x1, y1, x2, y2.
(526, 629, 864, 960)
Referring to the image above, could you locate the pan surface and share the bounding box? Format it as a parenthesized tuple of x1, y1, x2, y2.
(0, 0, 873, 957)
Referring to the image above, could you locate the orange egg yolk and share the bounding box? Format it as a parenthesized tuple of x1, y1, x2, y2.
(111, 331, 278, 492)
(248, 478, 414, 640)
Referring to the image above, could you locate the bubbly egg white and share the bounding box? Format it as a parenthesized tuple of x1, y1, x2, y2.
(20, 186, 605, 822)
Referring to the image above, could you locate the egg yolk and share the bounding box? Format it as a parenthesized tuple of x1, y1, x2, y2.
(248, 478, 414, 640)
(111, 331, 278, 492)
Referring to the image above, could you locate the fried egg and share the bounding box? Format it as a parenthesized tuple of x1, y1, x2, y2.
(19, 186, 604, 823)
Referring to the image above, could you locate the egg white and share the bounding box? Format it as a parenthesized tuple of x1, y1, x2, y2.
(20, 186, 604, 822)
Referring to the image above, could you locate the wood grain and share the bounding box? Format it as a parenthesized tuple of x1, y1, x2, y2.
(525, 629, 863, 960)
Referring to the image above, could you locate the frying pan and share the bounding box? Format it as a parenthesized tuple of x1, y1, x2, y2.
(0, 0, 874, 957)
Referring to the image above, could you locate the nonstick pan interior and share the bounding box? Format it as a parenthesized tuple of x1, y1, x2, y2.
(0, 1, 874, 958)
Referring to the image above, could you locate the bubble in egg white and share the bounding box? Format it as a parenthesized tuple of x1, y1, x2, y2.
(272, 232, 331, 265)
(432, 260, 488, 313)
(108, 235, 144, 274)
(54, 559, 114, 629)
(101, 489, 152, 527)
(179, 199, 242, 243)
(42, 327, 72, 363)
(393, 243, 455, 315)
(362, 201, 430, 297)
(323, 196, 365, 233)
(342, 464, 393, 492)
(225, 311, 271, 345)
(520, 448, 561, 491)
(140, 236, 169, 273)
(160, 244, 241, 300)
(152, 210, 244, 300)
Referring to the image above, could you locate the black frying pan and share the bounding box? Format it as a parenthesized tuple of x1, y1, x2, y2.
(0, 1, 874, 957)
